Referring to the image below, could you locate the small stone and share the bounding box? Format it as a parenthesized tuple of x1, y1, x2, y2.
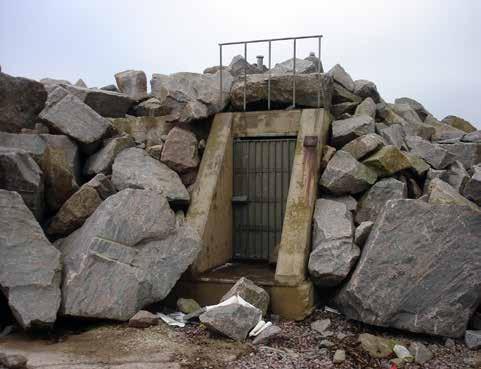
(320, 339, 335, 348)
(128, 310, 159, 328)
(466, 330, 481, 350)
(311, 319, 331, 334)
(177, 298, 201, 314)
(445, 338, 456, 348)
(390, 358, 405, 368)
(0, 353, 28, 369)
(409, 342, 432, 364)
(358, 333, 394, 358)
(252, 325, 281, 345)
(333, 349, 346, 364)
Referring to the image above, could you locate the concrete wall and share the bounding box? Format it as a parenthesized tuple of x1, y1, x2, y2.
(186, 113, 233, 275)
(232, 110, 301, 138)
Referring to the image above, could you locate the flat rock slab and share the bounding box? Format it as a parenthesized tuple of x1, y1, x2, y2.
(336, 199, 481, 338)
(112, 148, 189, 203)
(0, 190, 61, 329)
(341, 133, 384, 160)
(312, 198, 354, 244)
(0, 72, 47, 133)
(60, 189, 201, 320)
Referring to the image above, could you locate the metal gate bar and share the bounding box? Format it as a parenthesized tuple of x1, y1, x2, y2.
(219, 35, 324, 111)
(233, 138, 296, 261)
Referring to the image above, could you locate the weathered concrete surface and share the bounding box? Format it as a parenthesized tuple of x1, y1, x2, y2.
(186, 113, 233, 275)
(60, 189, 201, 320)
(336, 199, 481, 338)
(0, 72, 47, 133)
(275, 109, 331, 286)
(232, 110, 301, 137)
(0, 190, 61, 329)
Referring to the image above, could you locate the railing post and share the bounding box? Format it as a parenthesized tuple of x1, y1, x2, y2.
(244, 42, 247, 111)
(292, 38, 296, 108)
(219, 44, 223, 107)
(268, 41, 271, 110)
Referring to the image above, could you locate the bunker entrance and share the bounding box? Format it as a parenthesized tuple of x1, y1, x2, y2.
(232, 137, 296, 261)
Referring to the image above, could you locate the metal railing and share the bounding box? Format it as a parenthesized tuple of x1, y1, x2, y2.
(219, 35, 324, 111)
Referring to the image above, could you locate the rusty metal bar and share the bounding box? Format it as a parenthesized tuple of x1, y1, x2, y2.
(219, 34, 323, 46)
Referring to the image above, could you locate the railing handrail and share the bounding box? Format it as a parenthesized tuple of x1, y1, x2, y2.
(219, 35, 324, 111)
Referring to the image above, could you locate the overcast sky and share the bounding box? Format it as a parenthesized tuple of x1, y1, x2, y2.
(1, 0, 480, 127)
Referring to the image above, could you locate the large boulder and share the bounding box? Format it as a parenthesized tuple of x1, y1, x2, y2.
(436, 142, 481, 169)
(355, 178, 407, 224)
(220, 277, 270, 316)
(320, 151, 377, 195)
(0, 72, 47, 133)
(463, 164, 481, 206)
(112, 148, 189, 203)
(462, 130, 481, 143)
(151, 71, 233, 122)
(378, 124, 406, 150)
(353, 80, 381, 103)
(426, 178, 480, 212)
(110, 116, 174, 146)
(230, 73, 333, 110)
(442, 115, 477, 133)
(60, 189, 201, 320)
(308, 198, 359, 287)
(354, 97, 376, 118)
(227, 55, 261, 77)
(0, 149, 44, 220)
(326, 64, 355, 92)
(114, 70, 148, 100)
(84, 134, 135, 176)
(405, 136, 455, 169)
(331, 115, 375, 147)
(394, 97, 431, 121)
(199, 303, 262, 342)
(362, 145, 411, 177)
(270, 57, 317, 74)
(39, 86, 110, 150)
(332, 82, 362, 104)
(133, 97, 164, 117)
(424, 115, 466, 141)
(47, 174, 115, 236)
(442, 160, 470, 192)
(62, 84, 135, 118)
(336, 199, 481, 338)
(160, 127, 199, 174)
(0, 190, 61, 329)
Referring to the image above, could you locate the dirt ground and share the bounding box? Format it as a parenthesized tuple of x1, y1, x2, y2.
(0, 310, 478, 369)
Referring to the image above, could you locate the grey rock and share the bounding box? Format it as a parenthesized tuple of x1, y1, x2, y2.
(331, 115, 375, 147)
(404, 152, 430, 176)
(463, 165, 481, 205)
(62, 84, 135, 118)
(128, 310, 159, 328)
(228, 55, 261, 77)
(39, 86, 110, 147)
(134, 97, 164, 117)
(308, 238, 360, 287)
(466, 330, 481, 350)
(326, 64, 355, 92)
(0, 149, 44, 220)
(362, 145, 412, 177)
(320, 145, 336, 171)
(358, 333, 393, 358)
(333, 350, 346, 364)
(443, 160, 470, 192)
(424, 115, 465, 141)
(177, 298, 201, 314)
(160, 127, 199, 174)
(84, 134, 135, 176)
(312, 198, 354, 244)
(100, 84, 119, 92)
(354, 221, 374, 247)
(112, 148, 189, 203)
(354, 97, 376, 118)
(75, 78, 87, 88)
(221, 277, 270, 316)
(319, 339, 335, 348)
(311, 319, 331, 334)
(332, 82, 362, 104)
(252, 325, 281, 345)
(0, 72, 47, 133)
(270, 57, 317, 75)
(322, 195, 357, 212)
(394, 97, 431, 121)
(114, 70, 148, 100)
(379, 124, 406, 149)
(355, 178, 407, 224)
(341, 133, 384, 160)
(40, 77, 71, 86)
(462, 130, 481, 143)
(427, 178, 480, 212)
(0, 190, 61, 329)
(405, 136, 455, 169)
(230, 73, 333, 111)
(442, 115, 477, 133)
(0, 353, 28, 369)
(151, 71, 233, 122)
(146, 143, 164, 160)
(410, 342, 433, 364)
(336, 199, 481, 337)
(332, 102, 357, 119)
(47, 174, 114, 236)
(60, 189, 201, 320)
(353, 79, 381, 103)
(199, 303, 262, 341)
(391, 103, 423, 125)
(110, 116, 174, 146)
(437, 142, 481, 169)
(320, 151, 377, 195)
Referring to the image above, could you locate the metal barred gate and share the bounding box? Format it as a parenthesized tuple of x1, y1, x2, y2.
(232, 137, 296, 261)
